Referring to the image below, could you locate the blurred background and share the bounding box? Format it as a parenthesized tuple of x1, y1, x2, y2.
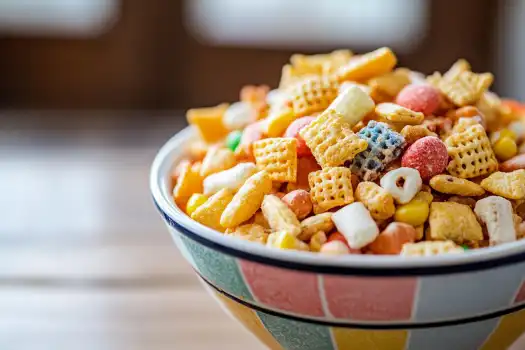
(2, 0, 525, 349)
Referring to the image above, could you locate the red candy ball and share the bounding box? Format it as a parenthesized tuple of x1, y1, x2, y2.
(401, 136, 448, 180)
(284, 116, 316, 157)
(396, 84, 441, 116)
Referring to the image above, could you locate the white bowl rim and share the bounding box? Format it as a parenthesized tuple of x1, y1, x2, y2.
(150, 126, 525, 275)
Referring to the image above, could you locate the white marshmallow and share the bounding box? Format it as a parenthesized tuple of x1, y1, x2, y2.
(223, 102, 256, 130)
(380, 167, 422, 204)
(332, 202, 379, 249)
(203, 162, 257, 196)
(475, 196, 517, 246)
(329, 85, 375, 127)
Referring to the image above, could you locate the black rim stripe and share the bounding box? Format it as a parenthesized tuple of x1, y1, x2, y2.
(155, 201, 525, 276)
(199, 272, 525, 330)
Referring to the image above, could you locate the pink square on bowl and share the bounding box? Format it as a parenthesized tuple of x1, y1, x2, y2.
(515, 280, 525, 304)
(323, 276, 417, 321)
(239, 260, 325, 317)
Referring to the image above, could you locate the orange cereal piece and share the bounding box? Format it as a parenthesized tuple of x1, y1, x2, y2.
(337, 47, 397, 82)
(173, 162, 203, 206)
(368, 222, 417, 255)
(281, 190, 313, 220)
(186, 103, 229, 143)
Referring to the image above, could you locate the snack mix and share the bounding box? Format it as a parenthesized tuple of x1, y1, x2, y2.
(172, 47, 525, 257)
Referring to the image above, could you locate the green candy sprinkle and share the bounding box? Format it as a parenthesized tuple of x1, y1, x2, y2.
(462, 245, 470, 251)
(226, 130, 243, 151)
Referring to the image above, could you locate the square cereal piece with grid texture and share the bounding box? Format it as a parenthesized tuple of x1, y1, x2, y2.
(401, 241, 464, 257)
(428, 202, 483, 243)
(253, 137, 297, 182)
(289, 75, 340, 117)
(308, 167, 354, 213)
(445, 124, 498, 178)
(438, 70, 494, 107)
(299, 110, 368, 168)
(351, 121, 406, 181)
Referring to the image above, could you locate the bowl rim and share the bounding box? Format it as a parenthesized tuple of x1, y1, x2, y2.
(150, 126, 525, 276)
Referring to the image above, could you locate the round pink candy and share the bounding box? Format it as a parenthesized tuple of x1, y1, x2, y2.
(396, 84, 441, 115)
(401, 136, 448, 180)
(284, 116, 316, 157)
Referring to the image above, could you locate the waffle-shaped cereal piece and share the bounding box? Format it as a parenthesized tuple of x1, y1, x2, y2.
(299, 110, 368, 168)
(480, 170, 525, 200)
(220, 171, 273, 228)
(428, 202, 483, 243)
(375, 103, 424, 125)
(337, 47, 397, 82)
(191, 188, 235, 232)
(351, 121, 406, 181)
(200, 146, 236, 177)
(186, 103, 230, 143)
(252, 137, 297, 182)
(438, 70, 494, 107)
(278, 64, 317, 89)
(309, 167, 354, 213)
(173, 162, 203, 205)
(429, 175, 485, 196)
(289, 75, 340, 117)
(291, 50, 352, 75)
(224, 224, 268, 244)
(355, 181, 396, 220)
(261, 194, 302, 236)
(401, 241, 464, 257)
(445, 124, 498, 178)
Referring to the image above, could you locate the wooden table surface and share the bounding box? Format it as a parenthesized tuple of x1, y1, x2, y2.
(0, 113, 265, 350)
(1, 112, 524, 350)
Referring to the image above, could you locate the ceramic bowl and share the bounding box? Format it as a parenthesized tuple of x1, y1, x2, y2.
(151, 127, 525, 350)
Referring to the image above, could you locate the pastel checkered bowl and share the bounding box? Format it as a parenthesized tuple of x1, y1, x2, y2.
(151, 127, 525, 350)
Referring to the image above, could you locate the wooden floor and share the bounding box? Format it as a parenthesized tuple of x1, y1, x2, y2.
(0, 113, 265, 350)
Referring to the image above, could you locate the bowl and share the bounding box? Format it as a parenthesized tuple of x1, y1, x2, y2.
(151, 126, 525, 350)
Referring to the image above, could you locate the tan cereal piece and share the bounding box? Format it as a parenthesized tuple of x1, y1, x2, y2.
(278, 64, 318, 89)
(252, 137, 297, 182)
(480, 170, 525, 200)
(252, 210, 270, 229)
(368, 68, 411, 100)
(400, 125, 438, 145)
(445, 124, 498, 178)
(224, 224, 268, 244)
(291, 50, 352, 76)
(355, 181, 396, 220)
(428, 202, 483, 243)
(375, 103, 425, 125)
(309, 167, 355, 214)
(337, 47, 397, 82)
(309, 231, 328, 252)
(401, 240, 464, 257)
(200, 146, 236, 177)
(414, 225, 425, 241)
(220, 171, 273, 228)
(186, 103, 230, 143)
(438, 70, 494, 107)
(289, 75, 340, 117)
(452, 117, 482, 134)
(191, 188, 235, 232)
(299, 110, 368, 168)
(298, 213, 335, 241)
(261, 195, 302, 236)
(173, 162, 203, 205)
(429, 175, 486, 196)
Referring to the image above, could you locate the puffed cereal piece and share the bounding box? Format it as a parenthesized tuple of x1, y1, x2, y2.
(475, 196, 517, 245)
(309, 231, 328, 252)
(375, 103, 424, 125)
(401, 241, 464, 257)
(252, 137, 297, 182)
(400, 125, 438, 145)
(225, 224, 268, 244)
(327, 85, 375, 127)
(352, 121, 406, 181)
(261, 194, 302, 236)
(355, 181, 396, 220)
(203, 162, 257, 196)
(367, 68, 411, 100)
(186, 103, 230, 143)
(337, 47, 397, 82)
(438, 70, 494, 106)
(428, 202, 483, 243)
(480, 170, 525, 200)
(429, 175, 485, 196)
(200, 146, 236, 177)
(265, 108, 297, 137)
(173, 162, 203, 205)
(298, 213, 334, 241)
(299, 110, 368, 168)
(380, 167, 422, 204)
(268, 231, 309, 251)
(332, 202, 379, 249)
(289, 75, 340, 117)
(220, 171, 273, 228)
(445, 124, 498, 178)
(191, 188, 235, 232)
(309, 167, 354, 214)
